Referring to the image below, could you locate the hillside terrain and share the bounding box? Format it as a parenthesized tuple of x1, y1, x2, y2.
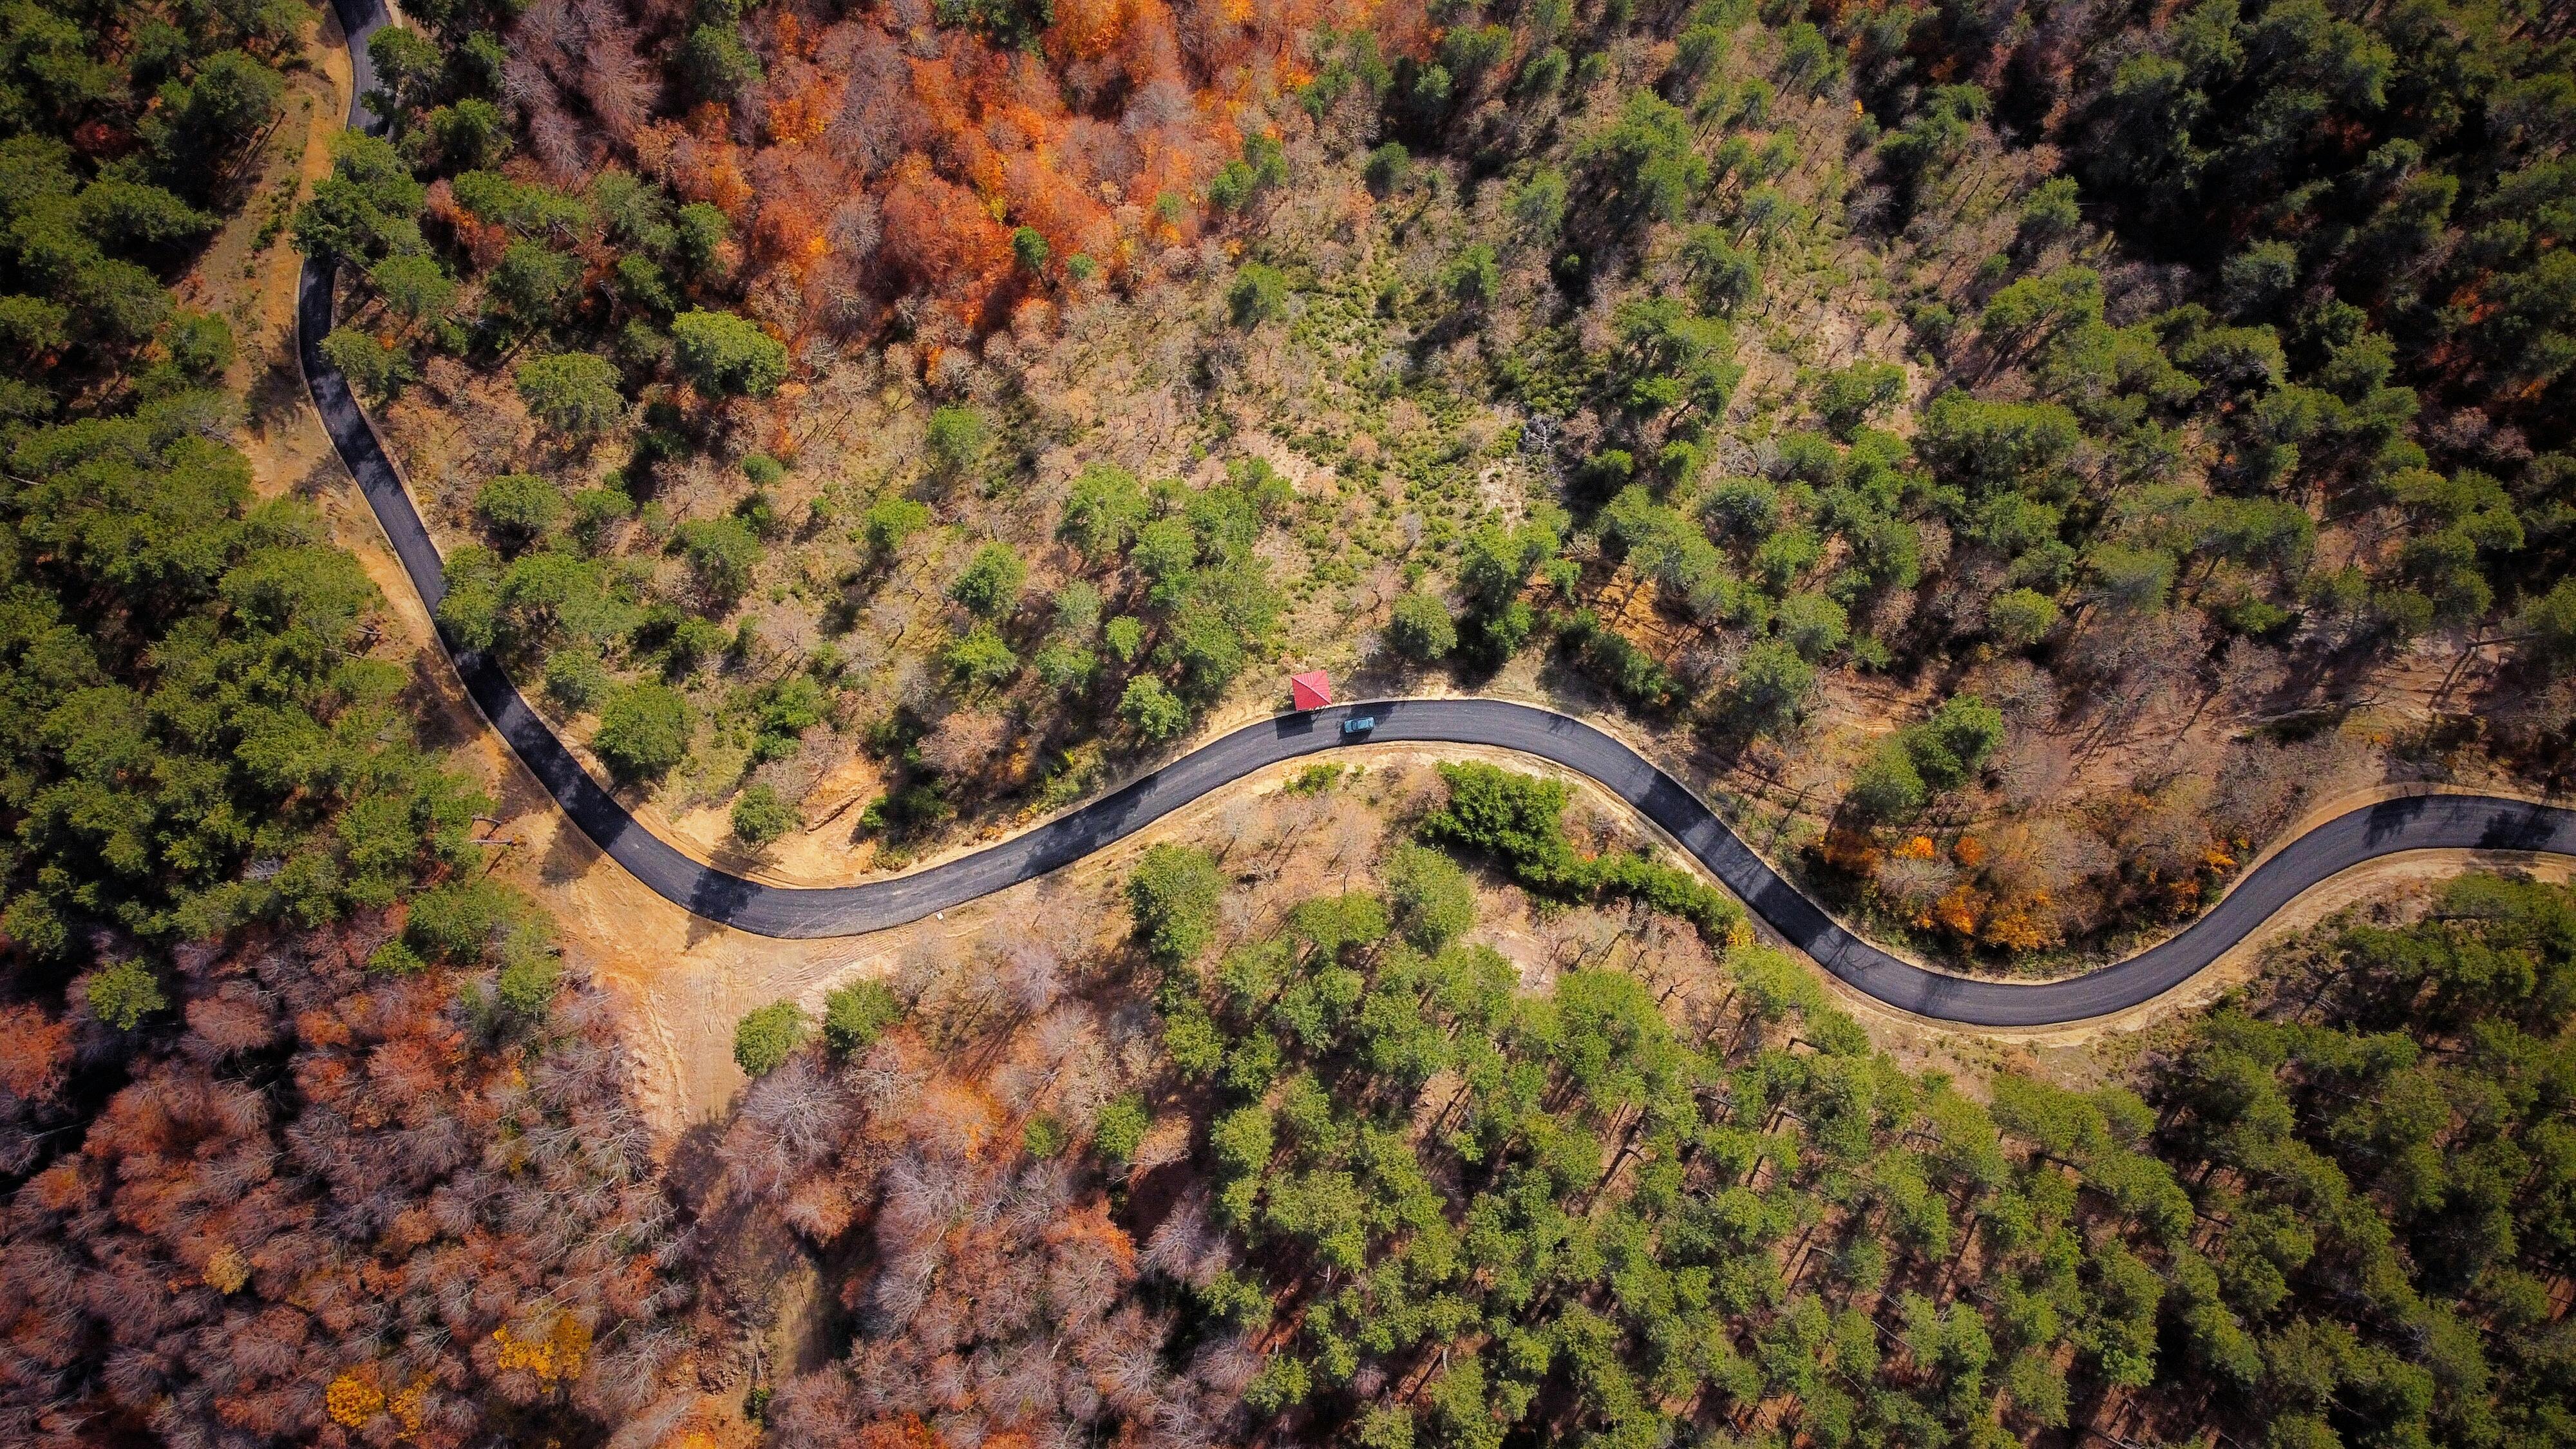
(1, 1, 2573, 1447)
(709, 766, 2576, 1449)
(319, 0, 2575, 969)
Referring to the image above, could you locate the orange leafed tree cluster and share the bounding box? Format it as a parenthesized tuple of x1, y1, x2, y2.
(1853, 829, 2074, 955)
(0, 922, 687, 1448)
(505, 0, 1393, 339)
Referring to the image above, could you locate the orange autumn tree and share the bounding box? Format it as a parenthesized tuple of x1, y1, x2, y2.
(500, 0, 1395, 341)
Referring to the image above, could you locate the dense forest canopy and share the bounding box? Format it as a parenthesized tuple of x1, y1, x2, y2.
(5, 0, 2576, 1445)
(712, 765, 2576, 1449)
(1, 5, 688, 1444)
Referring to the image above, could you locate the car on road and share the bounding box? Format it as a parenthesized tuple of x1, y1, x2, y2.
(1341, 715, 1376, 737)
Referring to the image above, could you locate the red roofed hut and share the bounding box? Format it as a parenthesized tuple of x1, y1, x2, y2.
(1290, 670, 1333, 712)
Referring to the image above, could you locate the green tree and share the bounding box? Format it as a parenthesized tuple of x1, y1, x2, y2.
(1906, 694, 2005, 791)
(613, 254, 675, 314)
(1915, 392, 2083, 500)
(733, 1000, 808, 1075)
(1121, 674, 1190, 740)
(951, 543, 1027, 618)
(672, 309, 788, 397)
(1457, 514, 1560, 661)
(1034, 639, 1095, 689)
(1061, 462, 1146, 556)
(2090, 544, 2176, 613)
(864, 495, 934, 553)
(1385, 844, 1476, 951)
(426, 98, 508, 169)
(142, 50, 285, 194)
(364, 25, 442, 120)
(1208, 135, 1288, 211)
(83, 960, 166, 1029)
(934, 0, 1056, 52)
(1210, 1102, 1276, 1177)
(1877, 84, 1988, 211)
(404, 878, 529, 963)
(1987, 588, 2060, 649)
(1507, 165, 1567, 241)
(293, 131, 425, 261)
(370, 252, 455, 326)
(1815, 361, 1905, 437)
(2005, 1351, 2069, 1429)
(753, 675, 828, 758)
(1448, 242, 1501, 307)
(1132, 518, 1200, 602)
(1159, 589, 1269, 699)
(515, 352, 624, 437)
(2519, 578, 2576, 671)
(1847, 741, 1927, 821)
(1054, 579, 1102, 637)
(944, 625, 1020, 690)
(731, 783, 798, 845)
(1364, 142, 1411, 194)
(1012, 225, 1049, 274)
(674, 203, 730, 276)
(545, 649, 611, 710)
(1104, 615, 1145, 661)
(1671, 12, 1731, 89)
(319, 325, 413, 399)
(672, 516, 762, 603)
(0, 294, 68, 358)
(2017, 176, 2081, 249)
(1610, 297, 1740, 428)
(2193, 495, 2316, 576)
(1023, 1113, 1070, 1156)
(1779, 21, 1842, 93)
(1980, 267, 2105, 359)
(1727, 637, 1817, 734)
(1775, 592, 1849, 661)
(496, 944, 562, 1017)
(1229, 263, 1287, 327)
(1681, 223, 1762, 314)
(78, 181, 216, 248)
(1129, 842, 1222, 967)
(683, 23, 765, 102)
(1387, 592, 1457, 661)
(1094, 1094, 1151, 1165)
(1578, 90, 1710, 228)
(1440, 23, 1511, 90)
(488, 241, 577, 325)
(593, 683, 694, 779)
(926, 405, 989, 480)
(2221, 240, 2301, 319)
(475, 473, 565, 547)
(822, 979, 904, 1054)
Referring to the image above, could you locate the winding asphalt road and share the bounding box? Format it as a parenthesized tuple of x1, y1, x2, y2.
(299, 0, 2576, 1025)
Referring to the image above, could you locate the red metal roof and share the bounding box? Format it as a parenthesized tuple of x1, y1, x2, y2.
(1289, 671, 1332, 710)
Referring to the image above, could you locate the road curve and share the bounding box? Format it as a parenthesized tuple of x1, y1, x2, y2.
(300, 0, 2575, 1025)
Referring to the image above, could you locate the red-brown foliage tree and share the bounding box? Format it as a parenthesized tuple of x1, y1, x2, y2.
(0, 920, 688, 1448)
(705, 961, 1236, 1449)
(500, 0, 1390, 338)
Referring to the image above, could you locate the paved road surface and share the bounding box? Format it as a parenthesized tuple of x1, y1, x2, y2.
(301, 0, 2576, 1025)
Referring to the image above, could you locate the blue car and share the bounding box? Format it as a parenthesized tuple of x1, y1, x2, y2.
(1341, 715, 1376, 737)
